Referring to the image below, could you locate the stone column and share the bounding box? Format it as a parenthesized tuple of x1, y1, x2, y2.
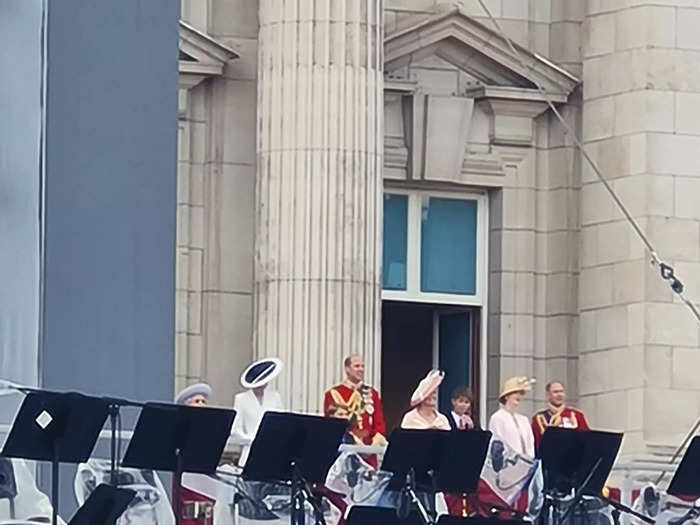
(581, 0, 700, 458)
(254, 0, 384, 412)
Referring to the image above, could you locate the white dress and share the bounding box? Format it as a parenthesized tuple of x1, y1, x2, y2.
(231, 389, 283, 466)
(488, 407, 535, 457)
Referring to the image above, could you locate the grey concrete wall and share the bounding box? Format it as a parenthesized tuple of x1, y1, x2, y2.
(41, 0, 178, 402)
(0, 0, 43, 424)
(39, 0, 179, 512)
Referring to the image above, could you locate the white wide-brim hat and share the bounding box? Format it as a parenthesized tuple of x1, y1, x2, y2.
(410, 369, 445, 407)
(175, 382, 212, 405)
(240, 357, 283, 389)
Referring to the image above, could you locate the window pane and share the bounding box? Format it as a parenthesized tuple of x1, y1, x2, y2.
(420, 196, 477, 295)
(382, 194, 408, 290)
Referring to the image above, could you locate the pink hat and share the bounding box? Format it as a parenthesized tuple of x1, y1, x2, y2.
(410, 369, 445, 407)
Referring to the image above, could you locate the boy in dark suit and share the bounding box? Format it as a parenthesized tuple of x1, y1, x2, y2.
(447, 386, 477, 430)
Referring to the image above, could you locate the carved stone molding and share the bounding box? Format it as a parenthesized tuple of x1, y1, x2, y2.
(178, 21, 237, 90)
(468, 86, 568, 147)
(384, 5, 579, 96)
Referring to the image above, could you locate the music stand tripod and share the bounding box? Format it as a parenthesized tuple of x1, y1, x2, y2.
(100, 395, 144, 486)
(1, 390, 110, 525)
(381, 429, 492, 525)
(211, 468, 275, 525)
(539, 428, 624, 525)
(242, 411, 347, 525)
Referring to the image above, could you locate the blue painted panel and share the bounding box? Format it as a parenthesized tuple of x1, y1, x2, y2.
(383, 194, 408, 290)
(421, 197, 477, 295)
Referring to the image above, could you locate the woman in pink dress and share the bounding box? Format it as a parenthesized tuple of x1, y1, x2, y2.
(401, 369, 451, 430)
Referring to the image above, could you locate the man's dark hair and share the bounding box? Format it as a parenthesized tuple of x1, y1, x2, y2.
(546, 380, 564, 392)
(451, 386, 473, 402)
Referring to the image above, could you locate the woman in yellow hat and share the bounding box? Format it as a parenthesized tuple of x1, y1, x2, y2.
(488, 376, 536, 457)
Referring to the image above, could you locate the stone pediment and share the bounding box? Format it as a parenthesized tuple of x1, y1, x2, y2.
(179, 21, 238, 89)
(385, 4, 579, 98)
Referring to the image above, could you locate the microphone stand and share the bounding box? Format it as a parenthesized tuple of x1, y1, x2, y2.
(398, 468, 435, 525)
(599, 495, 655, 525)
(100, 395, 144, 486)
(559, 457, 602, 525)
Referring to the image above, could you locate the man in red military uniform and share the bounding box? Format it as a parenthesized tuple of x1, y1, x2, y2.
(323, 355, 386, 448)
(532, 380, 589, 453)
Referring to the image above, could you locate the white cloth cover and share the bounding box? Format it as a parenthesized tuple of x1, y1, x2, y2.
(632, 483, 700, 525)
(74, 459, 174, 525)
(0, 459, 63, 524)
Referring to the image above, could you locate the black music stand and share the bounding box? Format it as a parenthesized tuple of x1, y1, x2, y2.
(346, 507, 527, 525)
(382, 429, 444, 491)
(242, 412, 347, 525)
(540, 428, 622, 525)
(1, 391, 110, 525)
(382, 429, 491, 525)
(437, 517, 527, 525)
(345, 505, 424, 525)
(669, 436, 700, 497)
(435, 430, 491, 494)
(121, 402, 235, 525)
(68, 483, 136, 525)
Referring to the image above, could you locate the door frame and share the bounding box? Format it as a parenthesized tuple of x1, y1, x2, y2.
(381, 186, 490, 427)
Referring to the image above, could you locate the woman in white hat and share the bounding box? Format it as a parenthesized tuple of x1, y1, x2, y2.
(488, 376, 536, 457)
(175, 382, 212, 407)
(400, 370, 451, 430)
(174, 382, 215, 522)
(231, 357, 284, 466)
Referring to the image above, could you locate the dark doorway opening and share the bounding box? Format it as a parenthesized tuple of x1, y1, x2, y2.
(381, 300, 480, 434)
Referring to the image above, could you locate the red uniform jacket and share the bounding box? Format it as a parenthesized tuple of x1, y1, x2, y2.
(532, 406, 589, 452)
(323, 382, 386, 445)
(174, 485, 215, 525)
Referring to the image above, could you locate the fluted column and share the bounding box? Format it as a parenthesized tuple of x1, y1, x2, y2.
(254, 0, 384, 412)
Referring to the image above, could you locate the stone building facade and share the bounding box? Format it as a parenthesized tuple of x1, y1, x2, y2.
(175, 0, 700, 460)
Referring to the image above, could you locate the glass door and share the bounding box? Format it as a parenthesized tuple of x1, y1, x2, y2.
(433, 308, 480, 421)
